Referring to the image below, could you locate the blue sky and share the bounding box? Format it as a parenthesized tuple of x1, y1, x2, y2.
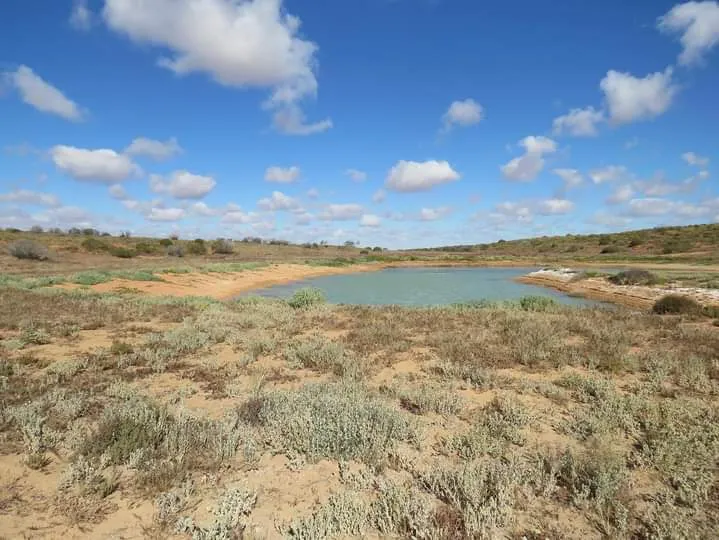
(1, 0, 718, 248)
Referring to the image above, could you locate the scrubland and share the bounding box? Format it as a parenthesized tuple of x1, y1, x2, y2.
(1, 284, 718, 539)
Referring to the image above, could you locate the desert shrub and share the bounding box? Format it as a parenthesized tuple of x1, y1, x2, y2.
(652, 295, 702, 315)
(186, 239, 207, 255)
(134, 242, 158, 254)
(628, 237, 644, 248)
(608, 269, 659, 286)
(177, 487, 257, 539)
(284, 336, 364, 379)
(109, 246, 136, 258)
(393, 382, 463, 416)
(159, 238, 173, 247)
(8, 240, 49, 260)
(255, 381, 414, 466)
(81, 237, 110, 253)
(288, 287, 326, 309)
(166, 245, 185, 257)
(600, 245, 621, 254)
(518, 295, 557, 312)
(211, 238, 234, 254)
(662, 239, 692, 254)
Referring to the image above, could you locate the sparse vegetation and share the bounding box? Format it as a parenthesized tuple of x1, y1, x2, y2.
(8, 240, 49, 260)
(608, 268, 660, 286)
(652, 294, 702, 315)
(287, 287, 326, 308)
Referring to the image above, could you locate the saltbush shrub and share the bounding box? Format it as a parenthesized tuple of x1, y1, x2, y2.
(288, 287, 326, 309)
(8, 240, 49, 260)
(134, 242, 158, 254)
(518, 295, 557, 312)
(166, 245, 185, 257)
(81, 237, 110, 253)
(212, 238, 234, 254)
(652, 295, 702, 315)
(159, 238, 173, 247)
(608, 269, 659, 286)
(186, 239, 207, 255)
(109, 247, 136, 259)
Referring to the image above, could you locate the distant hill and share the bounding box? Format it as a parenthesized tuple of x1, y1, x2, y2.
(417, 223, 719, 261)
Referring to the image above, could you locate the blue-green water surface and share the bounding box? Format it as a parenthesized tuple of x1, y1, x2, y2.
(246, 267, 602, 306)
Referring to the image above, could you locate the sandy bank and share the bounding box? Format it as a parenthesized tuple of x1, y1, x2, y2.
(518, 269, 719, 309)
(84, 263, 383, 299)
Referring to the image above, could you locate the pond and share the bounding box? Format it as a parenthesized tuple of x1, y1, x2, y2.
(245, 267, 603, 307)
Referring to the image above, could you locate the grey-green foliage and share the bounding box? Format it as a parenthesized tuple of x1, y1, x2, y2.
(79, 396, 257, 470)
(445, 395, 531, 459)
(285, 336, 364, 379)
(285, 482, 436, 540)
(6, 401, 60, 456)
(393, 382, 463, 416)
(637, 399, 719, 508)
(177, 486, 256, 540)
(257, 382, 414, 466)
(420, 457, 528, 537)
(432, 361, 497, 389)
(287, 287, 326, 309)
(558, 374, 640, 440)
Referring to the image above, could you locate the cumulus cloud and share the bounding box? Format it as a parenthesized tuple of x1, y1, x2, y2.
(5, 65, 85, 121)
(257, 190, 299, 211)
(658, 1, 719, 66)
(108, 184, 129, 200)
(51, 145, 140, 183)
(125, 137, 182, 161)
(633, 172, 704, 196)
(501, 136, 557, 182)
(70, 0, 92, 30)
(606, 184, 634, 204)
(552, 168, 583, 189)
(600, 68, 678, 124)
(490, 202, 534, 223)
(419, 207, 452, 221)
(372, 189, 387, 203)
(552, 107, 604, 136)
(682, 151, 709, 166)
(149, 170, 216, 199)
(319, 203, 364, 221)
(345, 168, 367, 182)
(265, 165, 300, 183)
(35, 206, 94, 226)
(385, 160, 460, 192)
(103, 0, 330, 134)
(189, 202, 220, 216)
(589, 165, 629, 184)
(0, 189, 60, 207)
(442, 99, 483, 131)
(360, 214, 381, 227)
(306, 188, 319, 199)
(222, 209, 257, 223)
(147, 207, 186, 221)
(536, 199, 574, 215)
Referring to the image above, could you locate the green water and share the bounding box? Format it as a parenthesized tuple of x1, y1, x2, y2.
(247, 267, 603, 306)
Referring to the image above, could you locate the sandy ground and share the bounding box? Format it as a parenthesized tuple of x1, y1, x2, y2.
(518, 268, 719, 309)
(79, 263, 383, 299)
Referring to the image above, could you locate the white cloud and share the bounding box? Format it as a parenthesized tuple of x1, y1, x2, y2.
(103, 0, 330, 134)
(108, 184, 128, 200)
(35, 205, 93, 226)
(222, 209, 257, 223)
(6, 65, 85, 121)
(257, 190, 299, 211)
(589, 165, 629, 184)
(633, 172, 703, 196)
(658, 1, 719, 66)
(373, 189, 387, 203)
(125, 137, 182, 161)
(501, 136, 557, 182)
(626, 198, 679, 217)
(682, 151, 709, 166)
(70, 0, 92, 30)
(51, 145, 140, 183)
(306, 188, 319, 199)
(265, 165, 300, 183)
(490, 202, 534, 223)
(385, 160, 460, 192)
(345, 168, 367, 182)
(319, 203, 364, 221)
(0, 189, 60, 207)
(698, 170, 710, 179)
(419, 206, 452, 221)
(552, 107, 604, 136)
(600, 68, 678, 125)
(552, 168, 583, 189)
(536, 199, 574, 215)
(150, 170, 216, 199)
(270, 104, 332, 135)
(442, 99, 483, 130)
(190, 201, 220, 216)
(147, 207, 186, 221)
(294, 212, 314, 225)
(360, 214, 381, 227)
(607, 184, 634, 204)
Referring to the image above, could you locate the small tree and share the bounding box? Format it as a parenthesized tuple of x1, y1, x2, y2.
(212, 238, 234, 254)
(186, 239, 207, 255)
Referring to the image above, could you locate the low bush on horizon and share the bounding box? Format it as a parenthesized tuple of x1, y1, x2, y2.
(211, 238, 234, 254)
(609, 269, 660, 286)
